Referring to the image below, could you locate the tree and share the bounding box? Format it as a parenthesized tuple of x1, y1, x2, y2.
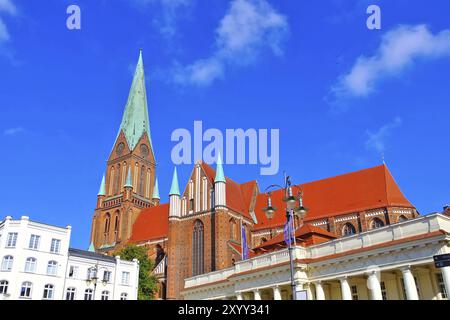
(115, 244, 158, 300)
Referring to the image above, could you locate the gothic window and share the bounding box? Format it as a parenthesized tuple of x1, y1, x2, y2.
(104, 213, 111, 237)
(229, 219, 237, 240)
(192, 220, 204, 276)
(342, 223, 356, 236)
(109, 167, 115, 195)
(139, 165, 146, 196)
(370, 218, 385, 229)
(189, 199, 195, 212)
(114, 164, 121, 195)
(114, 214, 119, 241)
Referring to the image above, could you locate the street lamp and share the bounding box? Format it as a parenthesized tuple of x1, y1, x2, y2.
(262, 173, 308, 300)
(86, 264, 109, 300)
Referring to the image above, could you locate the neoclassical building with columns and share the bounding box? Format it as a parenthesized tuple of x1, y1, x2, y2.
(89, 51, 450, 300)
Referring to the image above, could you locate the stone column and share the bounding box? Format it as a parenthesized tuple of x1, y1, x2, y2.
(253, 289, 261, 300)
(340, 277, 352, 300)
(236, 292, 243, 300)
(367, 271, 383, 300)
(273, 286, 282, 300)
(440, 266, 450, 299)
(315, 282, 326, 300)
(305, 283, 314, 300)
(401, 266, 419, 300)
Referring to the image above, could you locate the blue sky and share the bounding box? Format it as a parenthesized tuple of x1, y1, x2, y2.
(1, 0, 449, 249)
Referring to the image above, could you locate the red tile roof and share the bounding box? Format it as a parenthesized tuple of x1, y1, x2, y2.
(254, 224, 337, 250)
(129, 203, 169, 243)
(253, 165, 414, 231)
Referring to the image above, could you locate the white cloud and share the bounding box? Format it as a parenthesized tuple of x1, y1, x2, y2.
(172, 0, 289, 86)
(365, 117, 402, 153)
(0, 0, 16, 44)
(332, 25, 450, 98)
(3, 126, 24, 136)
(131, 0, 193, 39)
(0, 0, 16, 15)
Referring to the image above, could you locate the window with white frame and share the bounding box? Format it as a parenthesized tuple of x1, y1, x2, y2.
(84, 288, 93, 300)
(6, 233, 18, 248)
(66, 287, 76, 300)
(103, 271, 112, 283)
(47, 260, 58, 276)
(351, 285, 358, 300)
(43, 284, 54, 300)
(380, 281, 388, 300)
(50, 239, 61, 253)
(24, 257, 37, 273)
(121, 271, 130, 285)
(436, 273, 448, 299)
(68, 265, 78, 278)
(0, 280, 8, 294)
(1, 255, 13, 271)
(120, 293, 128, 300)
(20, 281, 32, 298)
(101, 290, 110, 300)
(28, 234, 40, 250)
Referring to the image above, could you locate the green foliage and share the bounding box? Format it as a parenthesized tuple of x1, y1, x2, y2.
(115, 244, 158, 300)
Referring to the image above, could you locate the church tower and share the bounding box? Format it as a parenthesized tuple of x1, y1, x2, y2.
(90, 50, 157, 253)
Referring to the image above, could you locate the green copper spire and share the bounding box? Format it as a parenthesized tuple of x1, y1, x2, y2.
(214, 152, 226, 183)
(88, 242, 95, 252)
(115, 50, 154, 155)
(98, 174, 106, 196)
(169, 167, 180, 196)
(124, 167, 133, 188)
(152, 178, 160, 199)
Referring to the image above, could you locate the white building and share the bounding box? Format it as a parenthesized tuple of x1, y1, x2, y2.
(0, 216, 139, 300)
(183, 213, 450, 300)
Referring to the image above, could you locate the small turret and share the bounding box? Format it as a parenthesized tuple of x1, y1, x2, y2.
(124, 167, 133, 200)
(214, 153, 227, 208)
(169, 167, 181, 218)
(97, 174, 106, 208)
(152, 177, 160, 205)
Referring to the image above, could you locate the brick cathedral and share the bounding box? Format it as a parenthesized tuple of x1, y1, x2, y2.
(89, 52, 420, 299)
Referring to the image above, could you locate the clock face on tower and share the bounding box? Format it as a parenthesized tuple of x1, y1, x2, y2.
(116, 142, 125, 156)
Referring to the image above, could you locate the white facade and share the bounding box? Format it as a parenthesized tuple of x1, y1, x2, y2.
(0, 216, 139, 300)
(183, 213, 450, 300)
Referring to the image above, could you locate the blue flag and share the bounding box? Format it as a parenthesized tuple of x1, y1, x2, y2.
(284, 210, 295, 246)
(241, 225, 249, 260)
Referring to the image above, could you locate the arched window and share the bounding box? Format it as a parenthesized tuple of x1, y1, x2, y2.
(84, 288, 93, 300)
(47, 260, 58, 276)
(24, 257, 37, 273)
(370, 218, 385, 229)
(192, 220, 204, 276)
(20, 281, 32, 298)
(342, 223, 357, 236)
(260, 237, 268, 245)
(66, 287, 76, 300)
(120, 293, 128, 300)
(139, 165, 146, 196)
(229, 219, 237, 240)
(109, 167, 115, 195)
(114, 164, 121, 195)
(1, 255, 13, 271)
(43, 284, 54, 300)
(104, 213, 111, 234)
(101, 290, 110, 300)
(398, 215, 408, 222)
(0, 280, 8, 294)
(114, 214, 120, 241)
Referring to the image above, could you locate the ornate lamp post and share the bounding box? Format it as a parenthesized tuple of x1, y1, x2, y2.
(262, 173, 308, 300)
(86, 264, 109, 300)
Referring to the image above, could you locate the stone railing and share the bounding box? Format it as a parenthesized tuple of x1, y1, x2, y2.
(184, 214, 450, 290)
(308, 213, 450, 259)
(185, 246, 306, 289)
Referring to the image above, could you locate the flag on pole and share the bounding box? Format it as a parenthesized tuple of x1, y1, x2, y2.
(241, 224, 249, 260)
(284, 209, 295, 246)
